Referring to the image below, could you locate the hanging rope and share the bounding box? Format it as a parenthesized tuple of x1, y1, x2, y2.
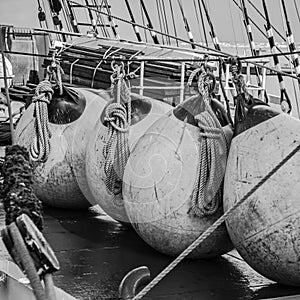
(29, 80, 53, 163)
(103, 63, 131, 197)
(187, 65, 229, 217)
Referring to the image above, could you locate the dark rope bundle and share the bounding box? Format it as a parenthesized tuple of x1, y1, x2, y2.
(1, 145, 43, 230)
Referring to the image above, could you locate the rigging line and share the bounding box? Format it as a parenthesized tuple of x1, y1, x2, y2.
(294, 0, 300, 23)
(93, 0, 107, 37)
(177, 0, 196, 49)
(168, 0, 179, 46)
(103, 0, 120, 39)
(140, 0, 160, 44)
(280, 0, 300, 117)
(84, 0, 98, 33)
(67, 0, 237, 57)
(61, 0, 73, 33)
(232, 0, 291, 64)
(99, 0, 110, 38)
(124, 0, 142, 42)
(261, 0, 291, 113)
(6, 48, 300, 81)
(65, 0, 80, 32)
(197, 0, 208, 47)
(193, 0, 203, 44)
(140, 1, 148, 42)
(240, 0, 263, 90)
(280, 0, 300, 75)
(246, 0, 286, 41)
(200, 0, 221, 51)
(160, 0, 171, 45)
(229, 0, 239, 54)
(156, 0, 165, 44)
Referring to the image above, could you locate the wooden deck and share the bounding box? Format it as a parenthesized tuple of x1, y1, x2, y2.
(1, 206, 300, 300)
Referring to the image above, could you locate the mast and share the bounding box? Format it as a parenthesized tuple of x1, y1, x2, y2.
(139, 0, 159, 44)
(124, 0, 142, 42)
(177, 0, 196, 49)
(261, 0, 291, 113)
(200, 0, 221, 51)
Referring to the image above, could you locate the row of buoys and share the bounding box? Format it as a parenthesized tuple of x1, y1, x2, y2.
(14, 82, 300, 286)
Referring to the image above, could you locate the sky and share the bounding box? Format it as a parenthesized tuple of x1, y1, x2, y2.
(0, 0, 300, 45)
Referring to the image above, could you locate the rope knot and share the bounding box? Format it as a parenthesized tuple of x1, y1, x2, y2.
(104, 103, 130, 133)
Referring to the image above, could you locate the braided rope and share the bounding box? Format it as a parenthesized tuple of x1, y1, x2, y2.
(103, 67, 131, 196)
(189, 71, 228, 217)
(132, 143, 300, 300)
(29, 80, 53, 163)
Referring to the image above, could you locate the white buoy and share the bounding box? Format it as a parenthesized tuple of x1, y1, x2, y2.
(224, 113, 300, 286)
(15, 87, 107, 209)
(86, 95, 171, 223)
(123, 95, 233, 258)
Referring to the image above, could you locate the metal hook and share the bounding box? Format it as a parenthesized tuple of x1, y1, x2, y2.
(119, 266, 151, 300)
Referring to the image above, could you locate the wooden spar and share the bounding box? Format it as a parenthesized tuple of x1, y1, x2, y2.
(103, 0, 120, 39)
(261, 0, 291, 113)
(177, 0, 196, 49)
(280, 0, 300, 77)
(139, 0, 160, 44)
(200, 0, 221, 51)
(0, 28, 15, 145)
(64, 0, 80, 32)
(124, 0, 142, 42)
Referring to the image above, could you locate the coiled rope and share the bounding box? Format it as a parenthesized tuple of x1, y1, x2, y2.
(29, 80, 53, 163)
(132, 142, 300, 300)
(103, 63, 131, 196)
(188, 67, 229, 216)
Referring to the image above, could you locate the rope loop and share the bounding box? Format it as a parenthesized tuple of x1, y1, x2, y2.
(29, 80, 53, 163)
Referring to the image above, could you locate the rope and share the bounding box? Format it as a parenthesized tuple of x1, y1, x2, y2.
(103, 65, 131, 196)
(29, 80, 53, 163)
(2, 145, 44, 230)
(132, 142, 300, 300)
(45, 55, 64, 95)
(189, 70, 229, 217)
